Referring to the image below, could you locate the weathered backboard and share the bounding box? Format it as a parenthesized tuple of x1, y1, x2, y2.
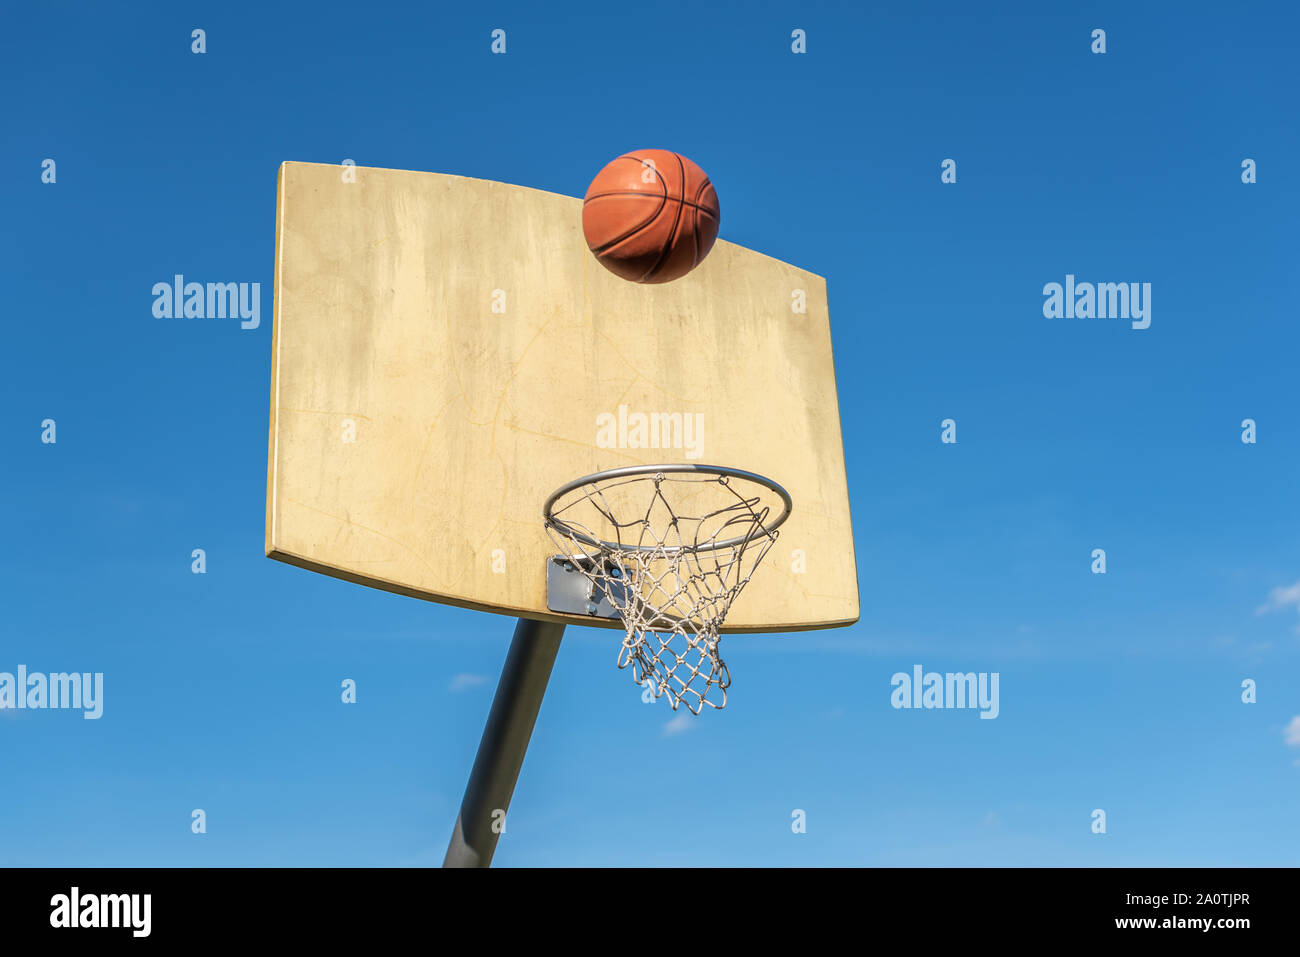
(266, 161, 858, 632)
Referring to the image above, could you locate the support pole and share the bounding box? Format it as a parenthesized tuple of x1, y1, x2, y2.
(442, 617, 564, 867)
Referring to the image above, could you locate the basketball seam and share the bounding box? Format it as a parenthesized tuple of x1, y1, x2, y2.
(587, 197, 668, 256)
(691, 177, 715, 268)
(639, 152, 687, 283)
(585, 155, 670, 256)
(584, 191, 718, 216)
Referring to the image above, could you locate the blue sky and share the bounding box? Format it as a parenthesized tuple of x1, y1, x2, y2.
(3, 0, 1297, 865)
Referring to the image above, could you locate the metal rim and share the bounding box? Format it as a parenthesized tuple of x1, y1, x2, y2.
(543, 463, 793, 553)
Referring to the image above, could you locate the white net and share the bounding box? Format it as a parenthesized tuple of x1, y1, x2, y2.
(544, 468, 787, 713)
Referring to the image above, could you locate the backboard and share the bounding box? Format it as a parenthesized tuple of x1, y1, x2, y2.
(266, 161, 858, 632)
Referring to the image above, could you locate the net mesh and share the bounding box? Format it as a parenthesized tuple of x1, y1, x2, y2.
(545, 470, 782, 713)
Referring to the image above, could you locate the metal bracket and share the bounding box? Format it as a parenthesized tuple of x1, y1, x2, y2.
(545, 556, 627, 619)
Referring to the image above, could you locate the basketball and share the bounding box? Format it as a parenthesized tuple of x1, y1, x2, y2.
(581, 149, 720, 284)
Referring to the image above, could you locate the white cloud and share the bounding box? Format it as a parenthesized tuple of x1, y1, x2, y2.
(449, 673, 490, 693)
(1284, 716, 1300, 748)
(662, 712, 695, 737)
(1255, 582, 1300, 634)
(1257, 581, 1300, 615)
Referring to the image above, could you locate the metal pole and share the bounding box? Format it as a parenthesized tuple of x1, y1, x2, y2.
(443, 617, 564, 867)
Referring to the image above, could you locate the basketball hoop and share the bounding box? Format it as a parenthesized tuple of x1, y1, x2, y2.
(544, 465, 791, 713)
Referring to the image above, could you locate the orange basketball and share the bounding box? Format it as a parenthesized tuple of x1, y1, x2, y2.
(582, 149, 720, 284)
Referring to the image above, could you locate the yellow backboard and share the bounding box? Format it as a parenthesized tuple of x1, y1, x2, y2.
(266, 161, 858, 632)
